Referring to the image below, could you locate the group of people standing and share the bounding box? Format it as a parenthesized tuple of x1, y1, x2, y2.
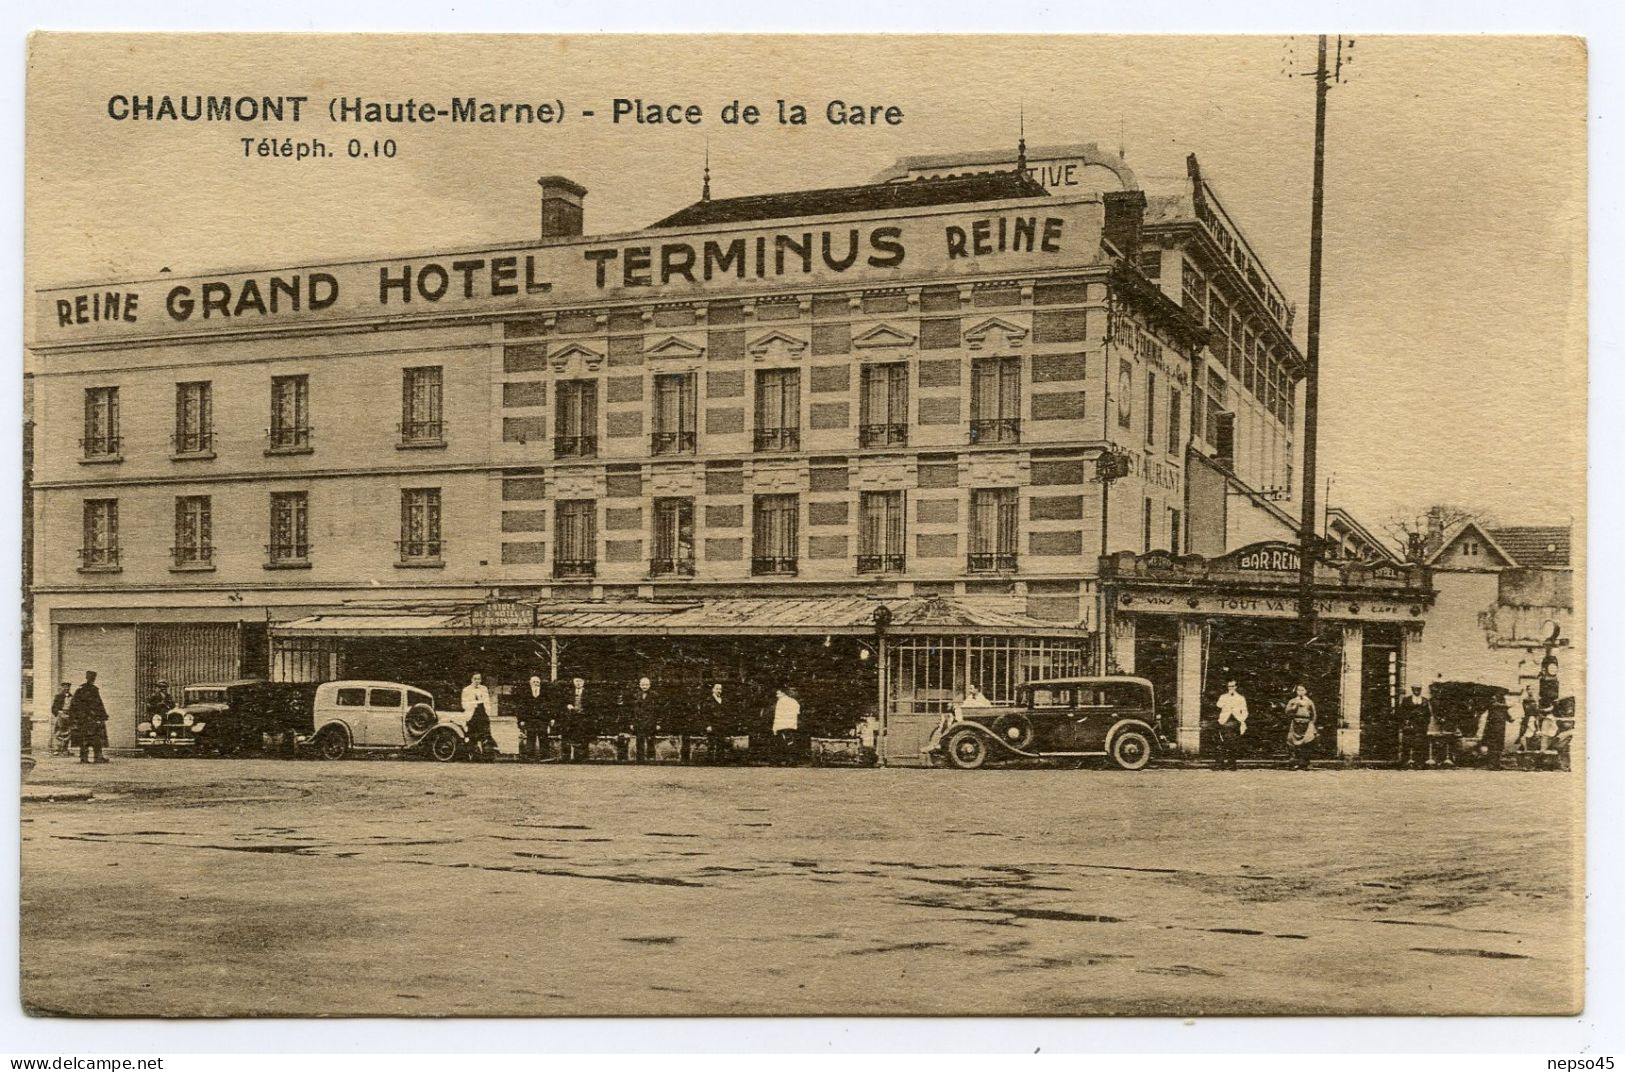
(1208, 680, 1320, 771)
(461, 672, 805, 764)
(47, 671, 112, 764)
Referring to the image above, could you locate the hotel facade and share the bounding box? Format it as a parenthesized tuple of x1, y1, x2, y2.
(28, 143, 1432, 762)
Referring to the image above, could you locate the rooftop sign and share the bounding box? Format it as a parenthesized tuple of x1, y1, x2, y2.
(34, 196, 1104, 348)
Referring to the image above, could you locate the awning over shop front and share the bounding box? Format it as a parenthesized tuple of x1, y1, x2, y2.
(271, 594, 1082, 641)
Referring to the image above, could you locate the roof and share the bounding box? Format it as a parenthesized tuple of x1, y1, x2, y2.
(1325, 506, 1402, 565)
(652, 171, 1050, 228)
(273, 594, 1078, 639)
(1487, 527, 1571, 569)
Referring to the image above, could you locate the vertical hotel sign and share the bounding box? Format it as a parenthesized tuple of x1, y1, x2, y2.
(34, 197, 1105, 347)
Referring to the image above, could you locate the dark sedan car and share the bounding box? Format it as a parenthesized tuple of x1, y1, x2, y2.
(140, 679, 317, 756)
(931, 676, 1162, 771)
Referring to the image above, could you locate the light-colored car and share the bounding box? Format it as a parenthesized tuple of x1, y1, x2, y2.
(306, 680, 470, 762)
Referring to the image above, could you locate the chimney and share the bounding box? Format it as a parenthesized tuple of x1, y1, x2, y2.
(1102, 189, 1147, 258)
(538, 176, 587, 240)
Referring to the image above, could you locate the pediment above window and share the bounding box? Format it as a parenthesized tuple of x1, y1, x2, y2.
(549, 341, 605, 373)
(963, 316, 1029, 351)
(852, 323, 918, 349)
(646, 335, 706, 360)
(747, 330, 809, 362)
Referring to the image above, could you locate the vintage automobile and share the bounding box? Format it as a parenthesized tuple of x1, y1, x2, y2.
(139, 679, 317, 756)
(931, 676, 1162, 771)
(305, 680, 472, 762)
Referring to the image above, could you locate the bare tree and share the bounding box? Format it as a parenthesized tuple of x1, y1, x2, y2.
(1383, 503, 1491, 564)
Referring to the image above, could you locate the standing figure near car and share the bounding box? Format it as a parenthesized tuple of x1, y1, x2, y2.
(69, 670, 110, 764)
(1283, 685, 1318, 770)
(461, 672, 498, 760)
(1397, 685, 1432, 769)
(626, 676, 660, 762)
(1213, 680, 1248, 771)
(772, 686, 801, 766)
(514, 674, 551, 761)
(145, 680, 174, 730)
(49, 682, 74, 755)
(559, 676, 595, 762)
(1425, 688, 1457, 768)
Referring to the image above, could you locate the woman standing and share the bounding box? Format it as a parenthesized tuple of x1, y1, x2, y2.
(1283, 684, 1319, 770)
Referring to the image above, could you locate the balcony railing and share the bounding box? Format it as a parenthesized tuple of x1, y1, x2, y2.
(650, 430, 697, 456)
(77, 546, 120, 569)
(265, 542, 312, 566)
(170, 430, 214, 455)
(79, 435, 121, 458)
(396, 538, 444, 563)
(171, 545, 214, 568)
(398, 419, 445, 445)
(267, 425, 313, 451)
(649, 557, 696, 578)
(753, 427, 801, 453)
(969, 418, 1021, 445)
(751, 556, 798, 576)
(857, 553, 906, 574)
(967, 551, 1019, 573)
(553, 558, 597, 579)
(859, 423, 909, 448)
(554, 434, 598, 459)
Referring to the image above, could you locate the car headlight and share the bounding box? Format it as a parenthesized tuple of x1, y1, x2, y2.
(137, 721, 153, 734)
(191, 722, 206, 733)
(181, 712, 196, 728)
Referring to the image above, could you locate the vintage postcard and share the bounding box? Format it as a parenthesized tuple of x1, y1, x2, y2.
(19, 33, 1585, 1017)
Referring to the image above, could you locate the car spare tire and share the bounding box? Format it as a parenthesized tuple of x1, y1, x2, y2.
(990, 711, 1035, 750)
(405, 703, 437, 736)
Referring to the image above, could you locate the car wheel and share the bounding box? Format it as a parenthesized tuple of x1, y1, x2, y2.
(1109, 728, 1154, 771)
(426, 730, 460, 763)
(944, 728, 990, 770)
(990, 712, 1035, 750)
(314, 727, 349, 761)
(405, 703, 437, 736)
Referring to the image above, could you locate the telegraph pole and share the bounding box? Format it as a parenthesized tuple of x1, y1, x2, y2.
(1296, 34, 1338, 651)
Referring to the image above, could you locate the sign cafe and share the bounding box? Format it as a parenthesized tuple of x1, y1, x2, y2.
(37, 198, 1102, 346)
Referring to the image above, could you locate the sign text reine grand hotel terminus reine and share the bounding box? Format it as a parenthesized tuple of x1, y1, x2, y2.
(35, 195, 1100, 347)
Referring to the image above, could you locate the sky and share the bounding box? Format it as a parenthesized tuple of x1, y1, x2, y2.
(23, 34, 1587, 537)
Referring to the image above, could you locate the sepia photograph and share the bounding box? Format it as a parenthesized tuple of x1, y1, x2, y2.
(15, 30, 1588, 1030)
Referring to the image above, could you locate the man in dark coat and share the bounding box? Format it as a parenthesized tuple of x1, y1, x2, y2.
(513, 674, 552, 761)
(1397, 685, 1432, 769)
(69, 670, 110, 764)
(695, 682, 737, 764)
(558, 676, 597, 762)
(49, 682, 74, 755)
(625, 675, 661, 762)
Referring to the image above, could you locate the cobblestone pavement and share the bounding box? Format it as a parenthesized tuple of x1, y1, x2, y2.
(20, 754, 1582, 1017)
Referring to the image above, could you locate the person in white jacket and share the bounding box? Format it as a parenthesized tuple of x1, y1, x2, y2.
(1213, 679, 1249, 771)
(772, 687, 801, 765)
(461, 672, 498, 759)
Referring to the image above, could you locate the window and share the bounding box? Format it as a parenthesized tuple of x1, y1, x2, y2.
(1143, 497, 1154, 552)
(1116, 360, 1134, 430)
(1170, 508, 1183, 556)
(651, 497, 695, 577)
(1145, 371, 1157, 446)
(651, 373, 697, 455)
(270, 374, 311, 450)
(970, 357, 1021, 444)
(173, 496, 212, 567)
(859, 363, 909, 447)
(968, 488, 1018, 572)
(400, 366, 444, 444)
(554, 380, 598, 458)
(369, 688, 403, 708)
(1205, 369, 1226, 449)
(334, 687, 366, 707)
(398, 488, 443, 563)
(269, 491, 310, 565)
(754, 369, 801, 452)
(173, 382, 212, 455)
(858, 491, 906, 573)
(554, 499, 596, 578)
(1168, 387, 1182, 454)
(752, 494, 799, 574)
(82, 387, 120, 458)
(1136, 250, 1161, 279)
(80, 499, 119, 569)
(1181, 259, 1207, 318)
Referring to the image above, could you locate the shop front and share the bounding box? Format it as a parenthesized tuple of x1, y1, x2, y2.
(270, 593, 1088, 766)
(1100, 542, 1432, 760)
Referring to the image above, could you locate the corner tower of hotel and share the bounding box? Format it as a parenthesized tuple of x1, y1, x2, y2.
(29, 141, 1432, 763)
